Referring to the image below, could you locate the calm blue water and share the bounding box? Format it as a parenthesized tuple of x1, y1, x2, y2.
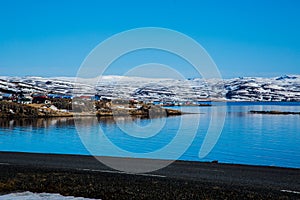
(0, 102, 299, 168)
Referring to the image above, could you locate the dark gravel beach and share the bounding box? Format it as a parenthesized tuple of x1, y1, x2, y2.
(0, 152, 299, 199)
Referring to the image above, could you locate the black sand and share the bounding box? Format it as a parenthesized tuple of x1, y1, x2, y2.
(0, 152, 299, 199)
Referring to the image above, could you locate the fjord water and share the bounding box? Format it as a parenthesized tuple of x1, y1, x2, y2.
(0, 102, 299, 168)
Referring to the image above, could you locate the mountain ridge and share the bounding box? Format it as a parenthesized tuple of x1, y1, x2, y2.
(0, 75, 299, 102)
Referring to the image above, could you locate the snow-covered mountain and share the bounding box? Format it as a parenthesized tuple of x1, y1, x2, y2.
(224, 75, 300, 101)
(0, 75, 299, 102)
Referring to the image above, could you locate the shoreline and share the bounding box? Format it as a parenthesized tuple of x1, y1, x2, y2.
(0, 101, 183, 119)
(0, 152, 299, 199)
(0, 150, 299, 170)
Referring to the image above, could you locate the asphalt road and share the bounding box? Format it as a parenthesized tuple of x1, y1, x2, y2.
(0, 152, 299, 199)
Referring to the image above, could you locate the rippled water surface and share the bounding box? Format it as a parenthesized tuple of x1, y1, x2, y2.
(0, 102, 299, 168)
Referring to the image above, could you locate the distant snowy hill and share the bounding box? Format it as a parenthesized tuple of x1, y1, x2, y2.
(224, 75, 300, 101)
(0, 75, 299, 102)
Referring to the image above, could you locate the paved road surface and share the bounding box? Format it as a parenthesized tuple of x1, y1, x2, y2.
(0, 152, 299, 199)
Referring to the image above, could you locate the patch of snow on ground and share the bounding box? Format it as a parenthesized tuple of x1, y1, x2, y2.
(0, 192, 100, 200)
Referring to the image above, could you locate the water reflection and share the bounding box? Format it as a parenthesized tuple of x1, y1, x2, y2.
(0, 118, 76, 129)
(0, 115, 176, 130)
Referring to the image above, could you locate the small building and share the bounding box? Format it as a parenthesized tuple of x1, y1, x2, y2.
(94, 94, 101, 101)
(47, 94, 62, 99)
(18, 96, 33, 104)
(62, 95, 72, 99)
(2, 93, 17, 102)
(79, 95, 93, 100)
(32, 94, 50, 104)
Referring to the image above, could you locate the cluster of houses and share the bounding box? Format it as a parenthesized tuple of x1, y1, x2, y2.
(0, 91, 207, 109)
(0, 92, 81, 104)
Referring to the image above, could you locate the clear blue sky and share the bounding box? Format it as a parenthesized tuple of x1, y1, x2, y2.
(0, 0, 299, 78)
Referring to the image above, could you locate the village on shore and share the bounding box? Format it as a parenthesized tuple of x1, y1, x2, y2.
(1, 74, 300, 118)
(0, 93, 185, 118)
(0, 76, 211, 118)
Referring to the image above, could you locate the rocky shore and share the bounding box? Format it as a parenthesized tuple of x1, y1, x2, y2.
(250, 110, 300, 115)
(0, 101, 73, 118)
(96, 105, 182, 117)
